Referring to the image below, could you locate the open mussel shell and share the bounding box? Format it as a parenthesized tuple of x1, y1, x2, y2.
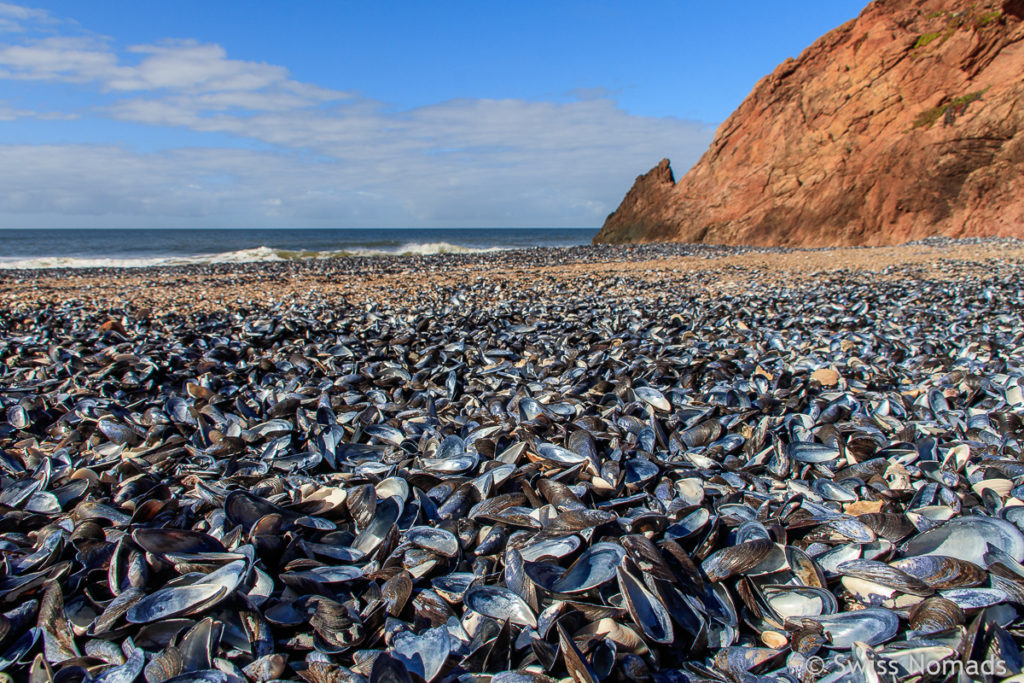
(125, 583, 226, 625)
(282, 565, 363, 588)
(431, 572, 475, 603)
(534, 443, 587, 466)
(763, 587, 838, 620)
(938, 587, 1007, 609)
(633, 386, 671, 411)
(900, 516, 1024, 566)
(803, 608, 900, 649)
(518, 535, 581, 562)
(353, 496, 402, 555)
(391, 625, 450, 682)
(837, 559, 934, 596)
(406, 526, 460, 558)
(463, 585, 537, 628)
(126, 560, 246, 624)
(616, 567, 673, 645)
(526, 542, 625, 594)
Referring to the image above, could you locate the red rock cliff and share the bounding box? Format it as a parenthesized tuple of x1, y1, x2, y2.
(594, 0, 1024, 246)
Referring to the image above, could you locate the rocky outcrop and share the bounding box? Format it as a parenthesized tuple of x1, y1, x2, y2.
(594, 0, 1024, 247)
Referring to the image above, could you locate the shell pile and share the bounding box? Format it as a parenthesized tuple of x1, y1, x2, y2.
(1, 239, 1024, 682)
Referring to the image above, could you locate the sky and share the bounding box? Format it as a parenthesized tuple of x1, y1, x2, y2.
(0, 1, 866, 229)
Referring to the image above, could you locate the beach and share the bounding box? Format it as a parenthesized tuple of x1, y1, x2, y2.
(2, 238, 1024, 680)
(4, 238, 1023, 314)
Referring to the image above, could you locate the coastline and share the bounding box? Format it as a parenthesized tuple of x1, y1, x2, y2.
(3, 238, 1023, 314)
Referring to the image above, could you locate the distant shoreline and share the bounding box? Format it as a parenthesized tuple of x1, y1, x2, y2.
(0, 227, 598, 270)
(3, 237, 1021, 314)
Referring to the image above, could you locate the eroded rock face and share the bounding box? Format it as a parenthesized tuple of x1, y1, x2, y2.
(594, 0, 1024, 246)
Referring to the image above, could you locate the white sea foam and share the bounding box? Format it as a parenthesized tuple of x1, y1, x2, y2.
(393, 241, 506, 256)
(337, 241, 507, 258)
(0, 242, 505, 270)
(0, 255, 172, 269)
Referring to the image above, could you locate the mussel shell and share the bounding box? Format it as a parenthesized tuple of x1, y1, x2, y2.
(702, 539, 784, 582)
(518, 535, 581, 562)
(887, 555, 987, 589)
(857, 513, 916, 542)
(382, 570, 414, 616)
(125, 584, 226, 625)
(836, 560, 934, 596)
(634, 386, 671, 411)
(763, 587, 838, 620)
(804, 608, 899, 649)
(406, 526, 460, 558)
(901, 516, 1024, 566)
(353, 496, 402, 554)
(430, 572, 474, 603)
(224, 491, 294, 532)
(463, 585, 537, 627)
(938, 587, 1007, 609)
(908, 597, 964, 634)
(530, 542, 625, 594)
(616, 567, 673, 645)
(544, 509, 615, 532)
(131, 528, 226, 556)
(391, 625, 450, 682)
(535, 443, 586, 465)
(787, 442, 840, 463)
(125, 560, 245, 624)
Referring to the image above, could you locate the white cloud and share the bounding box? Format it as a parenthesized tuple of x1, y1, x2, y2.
(0, 98, 75, 121)
(0, 102, 30, 120)
(0, 2, 48, 33)
(0, 2, 714, 227)
(0, 2, 47, 20)
(0, 36, 119, 82)
(0, 31, 345, 106)
(112, 41, 287, 92)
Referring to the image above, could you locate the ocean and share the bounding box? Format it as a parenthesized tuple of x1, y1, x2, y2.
(0, 228, 596, 269)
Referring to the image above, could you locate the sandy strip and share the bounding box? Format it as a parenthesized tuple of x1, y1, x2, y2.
(1, 242, 1022, 314)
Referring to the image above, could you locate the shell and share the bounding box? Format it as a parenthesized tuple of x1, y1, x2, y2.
(4, 236, 1024, 680)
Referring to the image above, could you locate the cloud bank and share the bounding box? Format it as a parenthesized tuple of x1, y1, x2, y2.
(0, 4, 714, 228)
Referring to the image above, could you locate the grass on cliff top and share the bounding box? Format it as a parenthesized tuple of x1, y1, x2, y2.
(974, 10, 1002, 28)
(913, 9, 1001, 50)
(913, 90, 987, 129)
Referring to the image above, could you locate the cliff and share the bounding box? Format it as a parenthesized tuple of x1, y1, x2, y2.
(594, 0, 1024, 246)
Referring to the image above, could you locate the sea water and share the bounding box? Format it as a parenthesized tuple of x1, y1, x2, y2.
(0, 228, 595, 269)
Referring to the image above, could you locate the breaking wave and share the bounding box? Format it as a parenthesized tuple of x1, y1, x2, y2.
(0, 242, 507, 270)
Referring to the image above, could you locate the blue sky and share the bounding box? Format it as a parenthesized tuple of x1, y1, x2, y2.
(0, 1, 865, 228)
